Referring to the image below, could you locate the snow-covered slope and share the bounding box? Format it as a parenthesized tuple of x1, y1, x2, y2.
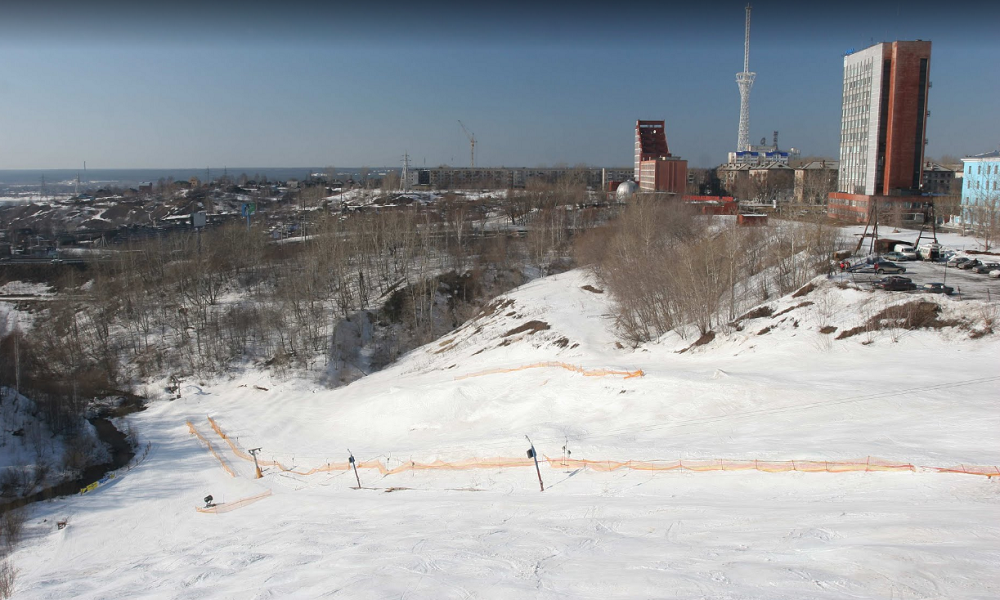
(8, 269, 1000, 599)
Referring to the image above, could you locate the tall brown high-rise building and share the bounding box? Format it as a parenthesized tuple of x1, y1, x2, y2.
(837, 41, 931, 196)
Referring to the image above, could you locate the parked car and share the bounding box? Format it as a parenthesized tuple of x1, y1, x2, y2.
(871, 261, 906, 275)
(921, 282, 954, 295)
(973, 262, 1000, 274)
(873, 276, 916, 291)
(880, 251, 909, 262)
(849, 261, 906, 274)
(957, 259, 981, 270)
(947, 256, 971, 268)
(892, 245, 919, 260)
(990, 269, 1000, 278)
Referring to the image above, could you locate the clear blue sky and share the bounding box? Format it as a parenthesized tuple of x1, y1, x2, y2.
(2, 0, 998, 169)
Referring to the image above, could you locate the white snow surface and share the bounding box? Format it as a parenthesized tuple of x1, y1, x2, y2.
(9, 270, 1000, 599)
(0, 281, 53, 296)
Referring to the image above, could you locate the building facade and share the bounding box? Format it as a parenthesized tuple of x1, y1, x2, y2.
(828, 192, 929, 224)
(638, 158, 687, 194)
(837, 41, 931, 196)
(921, 161, 957, 196)
(634, 120, 670, 180)
(960, 150, 1000, 225)
(634, 120, 687, 194)
(794, 160, 838, 204)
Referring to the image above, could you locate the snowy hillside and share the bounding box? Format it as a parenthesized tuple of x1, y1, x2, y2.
(7, 269, 1000, 599)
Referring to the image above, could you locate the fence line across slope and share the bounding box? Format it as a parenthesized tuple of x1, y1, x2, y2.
(203, 417, 998, 479)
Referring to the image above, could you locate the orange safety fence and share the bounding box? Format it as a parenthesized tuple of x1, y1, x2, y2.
(196, 490, 272, 514)
(204, 417, 999, 479)
(187, 421, 237, 478)
(544, 456, 918, 473)
(931, 465, 1000, 477)
(454, 361, 644, 381)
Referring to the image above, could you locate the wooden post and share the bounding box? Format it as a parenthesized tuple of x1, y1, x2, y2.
(249, 447, 263, 479)
(348, 449, 361, 489)
(525, 436, 544, 492)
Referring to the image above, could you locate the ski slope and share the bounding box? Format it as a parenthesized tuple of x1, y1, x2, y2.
(9, 269, 1000, 599)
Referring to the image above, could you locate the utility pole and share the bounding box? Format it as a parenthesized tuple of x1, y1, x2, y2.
(526, 436, 544, 492)
(248, 447, 263, 478)
(13, 314, 20, 395)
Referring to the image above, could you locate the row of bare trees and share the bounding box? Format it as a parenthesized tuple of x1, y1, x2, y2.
(2, 192, 603, 404)
(578, 198, 843, 345)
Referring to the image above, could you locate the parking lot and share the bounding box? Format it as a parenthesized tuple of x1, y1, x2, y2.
(841, 259, 1000, 301)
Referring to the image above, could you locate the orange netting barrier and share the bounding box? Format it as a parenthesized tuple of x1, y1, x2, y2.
(196, 490, 272, 514)
(204, 417, 999, 479)
(931, 465, 1000, 477)
(187, 421, 236, 478)
(455, 361, 644, 381)
(544, 456, 918, 473)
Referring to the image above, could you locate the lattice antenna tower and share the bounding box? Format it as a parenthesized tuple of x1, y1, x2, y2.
(736, 4, 756, 152)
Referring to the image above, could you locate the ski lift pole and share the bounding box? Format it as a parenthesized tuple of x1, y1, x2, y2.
(248, 447, 263, 479)
(348, 449, 361, 489)
(526, 436, 544, 492)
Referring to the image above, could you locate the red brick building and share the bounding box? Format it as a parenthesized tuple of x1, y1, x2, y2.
(828, 192, 929, 224)
(634, 120, 687, 195)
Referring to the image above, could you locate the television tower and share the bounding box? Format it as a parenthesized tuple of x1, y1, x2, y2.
(735, 4, 755, 152)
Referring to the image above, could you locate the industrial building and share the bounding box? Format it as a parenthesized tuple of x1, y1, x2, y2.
(829, 40, 932, 223)
(727, 132, 798, 166)
(634, 120, 687, 195)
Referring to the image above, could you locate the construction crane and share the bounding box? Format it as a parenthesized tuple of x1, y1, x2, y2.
(458, 120, 476, 168)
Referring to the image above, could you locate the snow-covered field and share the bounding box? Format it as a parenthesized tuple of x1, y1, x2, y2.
(7, 269, 1000, 598)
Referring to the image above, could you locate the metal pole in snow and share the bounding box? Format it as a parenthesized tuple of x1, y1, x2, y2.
(526, 436, 544, 492)
(348, 449, 361, 489)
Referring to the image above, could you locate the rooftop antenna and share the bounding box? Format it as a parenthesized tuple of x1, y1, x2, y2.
(458, 120, 476, 168)
(736, 4, 756, 152)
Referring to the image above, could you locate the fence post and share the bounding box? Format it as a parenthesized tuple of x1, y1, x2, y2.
(348, 449, 361, 489)
(249, 448, 263, 479)
(525, 436, 544, 492)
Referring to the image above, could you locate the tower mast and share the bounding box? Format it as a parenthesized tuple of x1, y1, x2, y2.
(736, 4, 756, 153)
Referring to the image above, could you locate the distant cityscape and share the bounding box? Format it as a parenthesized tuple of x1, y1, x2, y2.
(2, 5, 997, 250)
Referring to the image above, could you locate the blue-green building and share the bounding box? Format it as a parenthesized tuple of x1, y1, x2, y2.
(961, 150, 1000, 226)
